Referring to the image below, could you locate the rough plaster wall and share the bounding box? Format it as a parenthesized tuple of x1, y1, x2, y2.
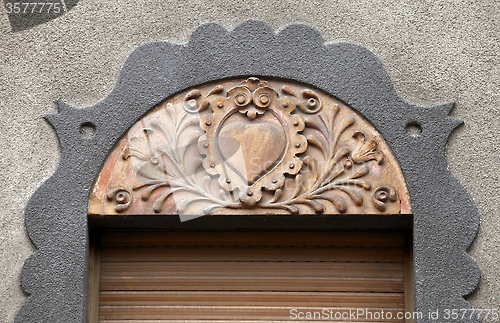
(0, 0, 498, 321)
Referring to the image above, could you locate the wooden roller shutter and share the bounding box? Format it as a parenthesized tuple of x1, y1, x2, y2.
(89, 231, 413, 323)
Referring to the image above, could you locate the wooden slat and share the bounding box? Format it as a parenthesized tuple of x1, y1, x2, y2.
(98, 306, 405, 322)
(100, 261, 404, 279)
(101, 246, 404, 262)
(99, 291, 405, 307)
(101, 231, 404, 248)
(100, 276, 403, 292)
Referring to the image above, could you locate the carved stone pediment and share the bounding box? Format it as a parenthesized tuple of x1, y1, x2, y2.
(89, 77, 411, 217)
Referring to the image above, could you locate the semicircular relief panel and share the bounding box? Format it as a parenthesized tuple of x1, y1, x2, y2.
(89, 77, 411, 221)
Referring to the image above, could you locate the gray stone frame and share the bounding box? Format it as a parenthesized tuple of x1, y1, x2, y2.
(17, 20, 480, 322)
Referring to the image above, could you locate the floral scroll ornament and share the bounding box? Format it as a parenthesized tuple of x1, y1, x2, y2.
(105, 187, 132, 212)
(115, 78, 399, 215)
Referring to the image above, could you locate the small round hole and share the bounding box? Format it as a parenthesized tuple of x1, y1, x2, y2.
(79, 122, 96, 139)
(405, 121, 422, 137)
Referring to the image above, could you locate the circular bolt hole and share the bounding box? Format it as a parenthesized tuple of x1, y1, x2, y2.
(79, 122, 96, 139)
(405, 121, 422, 137)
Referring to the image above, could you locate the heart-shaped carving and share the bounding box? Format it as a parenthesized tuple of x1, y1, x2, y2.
(218, 116, 286, 185)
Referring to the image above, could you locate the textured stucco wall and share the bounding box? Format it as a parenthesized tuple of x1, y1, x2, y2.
(0, 0, 498, 321)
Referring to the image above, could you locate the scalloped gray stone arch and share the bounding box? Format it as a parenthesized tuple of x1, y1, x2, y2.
(17, 20, 480, 322)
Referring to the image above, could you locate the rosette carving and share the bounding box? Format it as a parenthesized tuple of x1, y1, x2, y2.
(90, 77, 411, 216)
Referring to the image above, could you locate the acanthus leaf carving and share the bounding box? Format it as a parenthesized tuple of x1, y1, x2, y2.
(122, 102, 236, 214)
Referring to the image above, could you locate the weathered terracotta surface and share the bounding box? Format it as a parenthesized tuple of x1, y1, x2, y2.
(89, 77, 411, 216)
